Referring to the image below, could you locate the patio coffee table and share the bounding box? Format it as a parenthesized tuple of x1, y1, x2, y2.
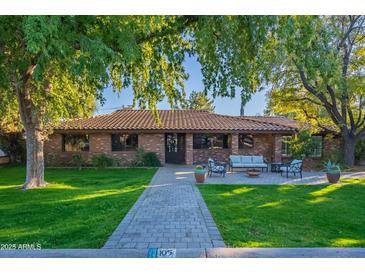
(246, 168, 261, 177)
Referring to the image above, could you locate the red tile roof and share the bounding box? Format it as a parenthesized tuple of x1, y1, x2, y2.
(54, 110, 298, 133)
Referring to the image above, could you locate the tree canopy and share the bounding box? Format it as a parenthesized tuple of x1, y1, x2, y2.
(266, 16, 365, 165)
(0, 16, 274, 124)
(185, 91, 215, 112)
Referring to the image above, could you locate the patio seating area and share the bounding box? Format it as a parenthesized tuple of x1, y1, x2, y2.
(170, 164, 365, 185)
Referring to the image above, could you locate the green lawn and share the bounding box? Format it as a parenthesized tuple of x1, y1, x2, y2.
(198, 178, 365, 248)
(0, 166, 156, 248)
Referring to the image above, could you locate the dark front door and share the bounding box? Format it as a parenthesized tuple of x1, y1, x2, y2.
(165, 133, 186, 164)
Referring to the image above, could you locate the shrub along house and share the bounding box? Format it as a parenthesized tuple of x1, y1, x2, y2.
(45, 109, 339, 168)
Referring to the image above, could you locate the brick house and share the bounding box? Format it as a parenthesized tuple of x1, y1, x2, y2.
(44, 109, 339, 168)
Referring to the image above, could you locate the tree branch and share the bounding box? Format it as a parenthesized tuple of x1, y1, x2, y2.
(298, 69, 346, 129)
(280, 96, 322, 107)
(355, 125, 365, 140)
(301, 107, 330, 132)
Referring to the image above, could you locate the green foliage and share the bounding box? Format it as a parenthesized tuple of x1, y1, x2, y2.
(131, 147, 160, 167)
(0, 16, 275, 131)
(142, 152, 161, 167)
(91, 154, 115, 168)
(266, 16, 365, 137)
(0, 166, 156, 248)
(194, 16, 277, 98)
(355, 138, 365, 163)
(0, 16, 198, 129)
(195, 165, 206, 174)
(284, 131, 316, 159)
(186, 91, 215, 112)
(114, 157, 131, 167)
(131, 147, 146, 167)
(323, 148, 344, 166)
(71, 154, 85, 170)
(0, 133, 26, 164)
(323, 160, 341, 174)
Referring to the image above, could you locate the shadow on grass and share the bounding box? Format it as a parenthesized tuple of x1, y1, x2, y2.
(198, 180, 365, 248)
(0, 166, 156, 248)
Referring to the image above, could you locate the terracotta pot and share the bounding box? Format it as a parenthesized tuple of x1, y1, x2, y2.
(326, 172, 340, 184)
(194, 171, 206, 183)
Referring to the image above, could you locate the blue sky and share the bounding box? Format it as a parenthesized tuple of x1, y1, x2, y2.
(96, 56, 267, 116)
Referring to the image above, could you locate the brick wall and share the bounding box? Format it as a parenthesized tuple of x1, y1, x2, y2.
(185, 133, 193, 165)
(231, 133, 239, 155)
(193, 148, 232, 164)
(44, 132, 165, 166)
(138, 133, 165, 164)
(45, 131, 292, 167)
(238, 134, 275, 162)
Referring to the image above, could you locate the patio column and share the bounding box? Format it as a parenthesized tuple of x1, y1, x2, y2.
(185, 133, 193, 165)
(231, 133, 239, 155)
(274, 135, 282, 162)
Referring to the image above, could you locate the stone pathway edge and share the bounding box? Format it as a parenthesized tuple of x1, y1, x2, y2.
(192, 185, 225, 247)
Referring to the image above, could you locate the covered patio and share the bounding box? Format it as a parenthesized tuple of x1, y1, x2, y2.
(163, 165, 365, 185)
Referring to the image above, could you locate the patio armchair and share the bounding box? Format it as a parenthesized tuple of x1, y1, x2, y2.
(207, 158, 227, 177)
(279, 159, 303, 179)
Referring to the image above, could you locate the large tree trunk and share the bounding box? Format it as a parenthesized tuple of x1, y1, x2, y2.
(342, 134, 357, 167)
(23, 126, 47, 190)
(15, 71, 48, 190)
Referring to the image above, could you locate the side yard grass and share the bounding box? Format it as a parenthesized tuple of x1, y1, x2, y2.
(198, 178, 365, 248)
(0, 166, 157, 248)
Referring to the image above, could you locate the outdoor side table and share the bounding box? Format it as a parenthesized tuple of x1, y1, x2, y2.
(271, 162, 283, 173)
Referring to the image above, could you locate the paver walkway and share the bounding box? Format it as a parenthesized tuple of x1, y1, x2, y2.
(103, 167, 225, 249)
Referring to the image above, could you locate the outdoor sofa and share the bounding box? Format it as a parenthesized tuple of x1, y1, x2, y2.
(229, 155, 268, 172)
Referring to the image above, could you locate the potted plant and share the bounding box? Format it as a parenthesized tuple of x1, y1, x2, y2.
(323, 160, 341, 184)
(194, 165, 206, 183)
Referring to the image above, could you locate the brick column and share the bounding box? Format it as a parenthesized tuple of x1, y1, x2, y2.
(274, 134, 282, 162)
(185, 133, 193, 165)
(231, 133, 239, 155)
(90, 133, 111, 154)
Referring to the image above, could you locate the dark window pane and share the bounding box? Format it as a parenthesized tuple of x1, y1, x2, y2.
(62, 134, 89, 152)
(193, 134, 231, 149)
(238, 134, 254, 149)
(223, 134, 231, 149)
(112, 134, 138, 151)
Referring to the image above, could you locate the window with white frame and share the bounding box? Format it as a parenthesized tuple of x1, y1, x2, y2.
(281, 135, 323, 157)
(281, 136, 292, 157)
